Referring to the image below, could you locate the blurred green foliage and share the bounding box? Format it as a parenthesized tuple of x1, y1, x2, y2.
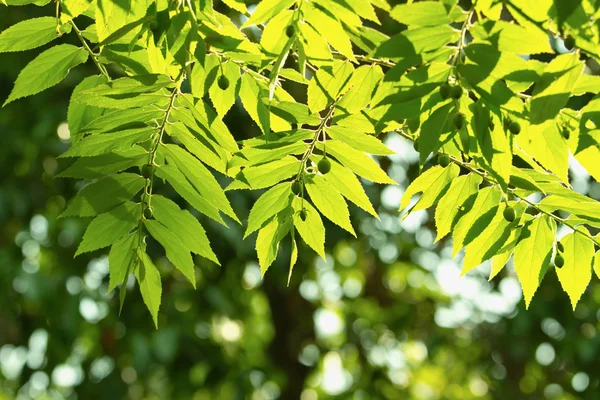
(2, 2, 600, 400)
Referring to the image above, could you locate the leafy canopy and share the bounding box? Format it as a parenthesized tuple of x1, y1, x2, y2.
(2, 0, 600, 326)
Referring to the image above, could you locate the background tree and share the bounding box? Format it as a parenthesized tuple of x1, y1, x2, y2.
(1, 0, 600, 399)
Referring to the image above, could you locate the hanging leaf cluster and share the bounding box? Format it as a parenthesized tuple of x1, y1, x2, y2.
(2, 0, 600, 325)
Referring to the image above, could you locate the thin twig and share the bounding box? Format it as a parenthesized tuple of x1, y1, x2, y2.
(70, 21, 111, 80)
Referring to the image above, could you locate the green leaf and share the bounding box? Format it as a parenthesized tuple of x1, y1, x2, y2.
(389, 2, 451, 26)
(162, 144, 239, 223)
(270, 102, 321, 126)
(178, 95, 239, 153)
(555, 229, 595, 310)
(292, 197, 325, 258)
(434, 173, 483, 243)
(240, 74, 270, 135)
(471, 103, 511, 188)
(417, 103, 454, 166)
(306, 174, 355, 236)
(327, 126, 393, 156)
(95, 0, 147, 42)
(164, 122, 227, 173)
(60, 173, 145, 218)
(60, 0, 93, 22)
(260, 10, 294, 56)
(154, 164, 225, 225)
(4, 44, 88, 106)
(509, 166, 545, 194)
(0, 17, 59, 53)
(135, 249, 162, 328)
(374, 25, 460, 60)
(324, 140, 396, 184)
(98, 15, 154, 47)
(514, 215, 556, 308)
(307, 60, 354, 113)
(288, 230, 298, 286)
(227, 156, 300, 191)
(489, 225, 524, 280)
(229, 141, 306, 169)
(68, 75, 108, 144)
(57, 147, 148, 179)
(593, 251, 600, 279)
(221, 0, 247, 13)
(303, 3, 356, 62)
(451, 186, 502, 257)
(268, 35, 295, 101)
(297, 21, 333, 68)
(209, 61, 240, 117)
(79, 74, 175, 96)
(76, 202, 139, 256)
(462, 202, 527, 275)
(245, 182, 293, 238)
(530, 54, 584, 124)
(516, 121, 569, 182)
(60, 127, 154, 158)
(241, 0, 295, 28)
(537, 195, 600, 222)
(144, 219, 196, 288)
(400, 164, 460, 215)
(469, 20, 553, 54)
(337, 64, 384, 114)
(322, 158, 378, 218)
(151, 195, 219, 264)
(256, 211, 292, 275)
(80, 107, 162, 134)
(108, 232, 139, 293)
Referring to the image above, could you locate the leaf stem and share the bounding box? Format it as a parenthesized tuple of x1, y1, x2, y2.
(70, 21, 111, 81)
(296, 96, 340, 180)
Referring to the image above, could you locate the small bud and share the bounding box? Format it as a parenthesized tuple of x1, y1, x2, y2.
(299, 209, 307, 221)
(317, 157, 331, 174)
(217, 75, 229, 90)
(438, 154, 451, 167)
(450, 85, 463, 99)
(503, 206, 516, 222)
(554, 254, 565, 268)
(144, 206, 154, 220)
(439, 83, 451, 99)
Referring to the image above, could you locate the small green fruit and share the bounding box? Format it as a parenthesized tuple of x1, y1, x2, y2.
(503, 206, 516, 222)
(144, 206, 154, 219)
(285, 25, 295, 38)
(291, 180, 302, 196)
(217, 75, 229, 90)
(557, 242, 565, 253)
(438, 154, 451, 167)
(318, 157, 331, 174)
(450, 85, 463, 99)
(149, 21, 158, 31)
(508, 120, 521, 135)
(299, 209, 307, 221)
(554, 254, 565, 268)
(564, 35, 576, 51)
(561, 128, 570, 140)
(439, 83, 451, 99)
(454, 113, 464, 130)
(142, 164, 154, 180)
